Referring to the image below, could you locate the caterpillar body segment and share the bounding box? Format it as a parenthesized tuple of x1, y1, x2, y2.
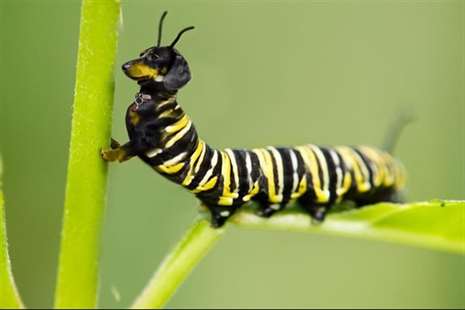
(101, 11, 407, 228)
(106, 92, 406, 227)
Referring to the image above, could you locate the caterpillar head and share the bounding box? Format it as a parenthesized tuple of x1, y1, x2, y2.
(122, 11, 193, 91)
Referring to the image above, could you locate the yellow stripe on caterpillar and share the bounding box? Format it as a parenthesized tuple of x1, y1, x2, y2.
(349, 148, 372, 192)
(158, 108, 178, 119)
(358, 146, 384, 187)
(157, 162, 184, 174)
(242, 180, 260, 202)
(291, 175, 307, 199)
(254, 148, 281, 203)
(192, 176, 218, 193)
(268, 147, 284, 202)
(337, 146, 369, 193)
(165, 114, 190, 133)
(308, 145, 331, 202)
(194, 140, 207, 174)
(182, 141, 205, 186)
(218, 197, 234, 206)
(193, 150, 219, 193)
(165, 120, 192, 148)
(296, 146, 328, 203)
(225, 149, 240, 197)
(220, 151, 239, 200)
(156, 96, 176, 111)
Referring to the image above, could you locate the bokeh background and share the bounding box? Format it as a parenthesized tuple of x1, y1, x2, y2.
(1, 0, 464, 308)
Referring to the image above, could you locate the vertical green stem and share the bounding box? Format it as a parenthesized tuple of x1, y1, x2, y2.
(131, 218, 225, 309)
(0, 159, 24, 308)
(54, 0, 120, 307)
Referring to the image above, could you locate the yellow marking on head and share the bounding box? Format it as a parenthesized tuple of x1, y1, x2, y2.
(126, 63, 158, 79)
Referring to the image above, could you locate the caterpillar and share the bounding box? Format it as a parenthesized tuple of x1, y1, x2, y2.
(101, 12, 407, 228)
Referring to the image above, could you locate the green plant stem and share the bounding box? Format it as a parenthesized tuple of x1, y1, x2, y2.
(131, 218, 225, 309)
(54, 0, 120, 308)
(0, 159, 24, 308)
(131, 200, 464, 309)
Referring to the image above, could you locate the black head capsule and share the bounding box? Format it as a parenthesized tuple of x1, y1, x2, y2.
(122, 11, 195, 91)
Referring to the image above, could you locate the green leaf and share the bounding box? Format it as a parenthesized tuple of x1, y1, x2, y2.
(54, 0, 121, 308)
(231, 200, 465, 255)
(131, 200, 464, 309)
(0, 158, 24, 308)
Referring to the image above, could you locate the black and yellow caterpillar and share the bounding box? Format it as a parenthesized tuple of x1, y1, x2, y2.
(102, 12, 406, 227)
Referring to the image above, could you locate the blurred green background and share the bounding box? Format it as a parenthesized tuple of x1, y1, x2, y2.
(1, 0, 464, 308)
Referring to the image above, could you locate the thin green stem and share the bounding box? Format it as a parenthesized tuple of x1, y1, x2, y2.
(0, 158, 24, 308)
(54, 0, 120, 307)
(131, 217, 225, 309)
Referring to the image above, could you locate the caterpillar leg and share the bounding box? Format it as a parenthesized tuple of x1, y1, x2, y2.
(252, 193, 285, 218)
(257, 203, 285, 218)
(101, 139, 135, 162)
(297, 193, 329, 222)
(300, 204, 329, 222)
(206, 204, 238, 228)
(110, 138, 121, 149)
